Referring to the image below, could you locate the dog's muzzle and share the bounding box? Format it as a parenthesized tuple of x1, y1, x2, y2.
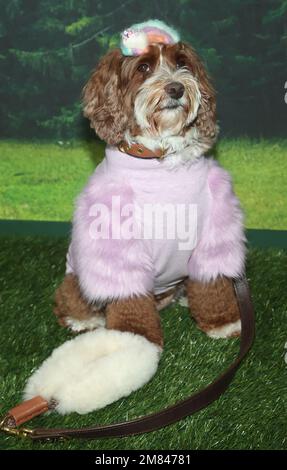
(164, 82, 185, 99)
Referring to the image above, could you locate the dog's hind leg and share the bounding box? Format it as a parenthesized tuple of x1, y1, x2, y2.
(53, 274, 106, 332)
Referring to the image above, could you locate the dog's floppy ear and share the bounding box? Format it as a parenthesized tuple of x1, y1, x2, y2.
(82, 49, 128, 145)
(180, 43, 218, 141)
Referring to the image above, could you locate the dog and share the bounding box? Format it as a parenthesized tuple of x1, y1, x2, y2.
(24, 20, 246, 415)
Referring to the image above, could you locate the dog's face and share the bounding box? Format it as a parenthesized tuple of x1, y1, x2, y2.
(83, 42, 217, 155)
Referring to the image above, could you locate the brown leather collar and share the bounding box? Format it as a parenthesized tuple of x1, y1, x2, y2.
(118, 141, 166, 159)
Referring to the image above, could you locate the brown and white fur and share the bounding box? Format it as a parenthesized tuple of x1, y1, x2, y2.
(83, 43, 217, 166)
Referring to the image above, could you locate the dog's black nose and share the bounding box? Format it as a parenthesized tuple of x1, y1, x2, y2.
(164, 82, 185, 99)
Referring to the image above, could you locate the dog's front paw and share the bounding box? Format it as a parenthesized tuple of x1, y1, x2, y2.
(206, 319, 241, 339)
(187, 277, 241, 339)
(64, 315, 106, 333)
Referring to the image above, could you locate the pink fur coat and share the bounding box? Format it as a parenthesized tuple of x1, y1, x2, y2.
(66, 146, 246, 303)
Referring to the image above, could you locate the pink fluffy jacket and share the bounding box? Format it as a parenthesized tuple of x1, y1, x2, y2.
(66, 146, 246, 303)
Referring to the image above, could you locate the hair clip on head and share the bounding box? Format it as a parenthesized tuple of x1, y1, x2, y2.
(120, 19, 180, 56)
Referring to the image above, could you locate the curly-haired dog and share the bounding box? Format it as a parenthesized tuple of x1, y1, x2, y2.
(24, 20, 245, 414)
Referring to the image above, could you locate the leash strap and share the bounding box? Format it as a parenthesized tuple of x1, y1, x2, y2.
(1, 276, 255, 441)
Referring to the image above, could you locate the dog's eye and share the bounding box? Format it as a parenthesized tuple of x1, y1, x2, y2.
(137, 63, 150, 73)
(176, 59, 186, 69)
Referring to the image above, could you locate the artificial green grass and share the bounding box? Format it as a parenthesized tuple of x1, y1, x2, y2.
(0, 237, 286, 450)
(0, 138, 287, 229)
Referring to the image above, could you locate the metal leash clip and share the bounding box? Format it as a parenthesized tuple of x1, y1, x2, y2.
(0, 415, 34, 438)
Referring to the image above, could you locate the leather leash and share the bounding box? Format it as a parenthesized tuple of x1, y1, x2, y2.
(0, 275, 255, 441)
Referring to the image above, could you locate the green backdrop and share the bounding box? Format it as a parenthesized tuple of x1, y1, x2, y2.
(0, 0, 286, 227)
(0, 0, 286, 139)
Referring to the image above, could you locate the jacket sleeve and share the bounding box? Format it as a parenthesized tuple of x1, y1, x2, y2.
(188, 161, 246, 282)
(70, 178, 154, 303)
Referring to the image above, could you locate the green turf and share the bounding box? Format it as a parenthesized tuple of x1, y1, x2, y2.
(0, 237, 286, 450)
(0, 138, 286, 229)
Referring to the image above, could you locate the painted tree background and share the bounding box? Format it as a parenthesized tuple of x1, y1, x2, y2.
(0, 0, 286, 139)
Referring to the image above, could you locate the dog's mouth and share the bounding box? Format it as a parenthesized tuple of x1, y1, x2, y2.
(160, 102, 183, 111)
(160, 103, 183, 111)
